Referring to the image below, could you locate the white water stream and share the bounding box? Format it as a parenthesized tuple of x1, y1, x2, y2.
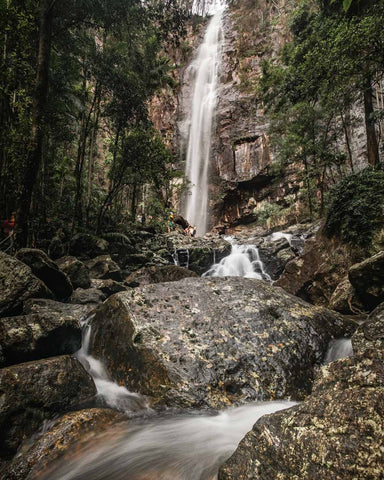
(204, 237, 271, 280)
(183, 6, 225, 236)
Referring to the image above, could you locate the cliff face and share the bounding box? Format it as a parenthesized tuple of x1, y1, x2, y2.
(150, 0, 370, 230)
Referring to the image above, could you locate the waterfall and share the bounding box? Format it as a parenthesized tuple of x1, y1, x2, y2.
(204, 237, 271, 280)
(183, 5, 225, 236)
(324, 338, 353, 364)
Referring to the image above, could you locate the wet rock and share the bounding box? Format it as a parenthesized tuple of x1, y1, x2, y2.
(91, 278, 127, 296)
(15, 249, 73, 300)
(4, 408, 124, 480)
(258, 238, 296, 279)
(69, 234, 109, 260)
(125, 265, 199, 287)
(0, 252, 52, 316)
(0, 303, 82, 367)
(167, 233, 231, 275)
(90, 277, 354, 409)
(349, 251, 384, 310)
(329, 277, 365, 314)
(219, 313, 384, 480)
(70, 288, 105, 305)
(0, 355, 96, 456)
(56, 256, 91, 289)
(86, 255, 122, 281)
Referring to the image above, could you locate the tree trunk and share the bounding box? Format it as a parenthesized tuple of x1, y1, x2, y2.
(15, 0, 53, 247)
(363, 79, 380, 168)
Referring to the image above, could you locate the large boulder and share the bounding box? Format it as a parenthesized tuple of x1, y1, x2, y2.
(219, 303, 384, 480)
(86, 255, 122, 281)
(56, 256, 91, 289)
(69, 234, 109, 260)
(0, 355, 96, 456)
(4, 408, 124, 480)
(125, 265, 199, 287)
(90, 277, 354, 409)
(70, 288, 106, 305)
(275, 236, 351, 307)
(329, 276, 364, 315)
(0, 252, 52, 316)
(15, 249, 73, 300)
(0, 304, 82, 367)
(91, 278, 127, 297)
(349, 251, 384, 310)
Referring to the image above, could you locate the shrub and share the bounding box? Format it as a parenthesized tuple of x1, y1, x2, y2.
(325, 167, 384, 249)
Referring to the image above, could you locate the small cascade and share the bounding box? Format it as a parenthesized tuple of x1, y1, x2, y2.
(76, 315, 148, 413)
(204, 238, 271, 280)
(183, 5, 225, 236)
(39, 401, 296, 480)
(173, 248, 190, 268)
(323, 338, 353, 364)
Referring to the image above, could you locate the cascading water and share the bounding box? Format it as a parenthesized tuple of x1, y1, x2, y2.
(183, 4, 225, 236)
(38, 401, 296, 480)
(324, 338, 353, 364)
(76, 315, 147, 413)
(204, 237, 271, 280)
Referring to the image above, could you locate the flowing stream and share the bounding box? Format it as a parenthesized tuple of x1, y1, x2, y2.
(183, 5, 225, 236)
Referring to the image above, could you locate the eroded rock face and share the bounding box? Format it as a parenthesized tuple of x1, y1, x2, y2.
(125, 265, 198, 287)
(219, 302, 384, 480)
(90, 277, 354, 409)
(0, 355, 96, 456)
(0, 252, 52, 316)
(349, 251, 384, 310)
(4, 408, 124, 480)
(56, 256, 91, 290)
(15, 249, 73, 300)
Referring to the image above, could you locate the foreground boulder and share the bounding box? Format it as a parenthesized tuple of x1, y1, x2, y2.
(125, 265, 199, 287)
(90, 277, 354, 409)
(0, 355, 96, 456)
(56, 256, 91, 289)
(4, 408, 124, 480)
(219, 303, 384, 480)
(349, 251, 384, 310)
(15, 249, 73, 300)
(0, 252, 52, 316)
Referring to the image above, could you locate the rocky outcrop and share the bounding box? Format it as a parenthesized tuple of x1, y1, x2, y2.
(219, 301, 384, 480)
(90, 277, 354, 409)
(0, 252, 52, 316)
(86, 255, 122, 281)
(0, 355, 96, 456)
(15, 249, 73, 300)
(349, 251, 384, 310)
(329, 276, 364, 315)
(125, 265, 198, 287)
(275, 236, 352, 307)
(56, 256, 91, 290)
(4, 408, 124, 480)
(69, 234, 109, 260)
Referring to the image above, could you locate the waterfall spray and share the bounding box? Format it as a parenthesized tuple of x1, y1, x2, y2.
(183, 6, 225, 236)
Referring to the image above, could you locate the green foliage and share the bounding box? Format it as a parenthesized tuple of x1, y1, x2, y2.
(325, 167, 384, 248)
